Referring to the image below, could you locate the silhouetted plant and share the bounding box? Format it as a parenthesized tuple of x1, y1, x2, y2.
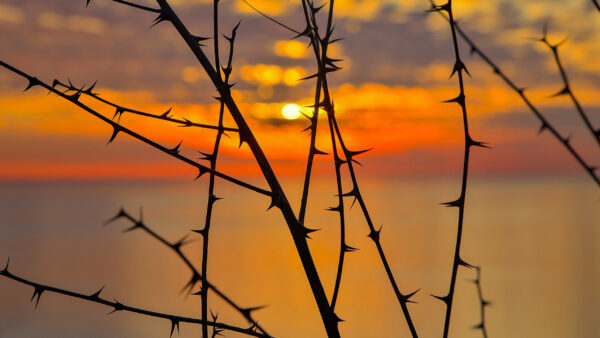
(427, 1, 488, 337)
(2, 0, 598, 337)
(536, 24, 600, 148)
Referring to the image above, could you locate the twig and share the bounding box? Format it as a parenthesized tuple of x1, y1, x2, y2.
(126, 1, 341, 335)
(0, 259, 269, 337)
(53, 80, 239, 133)
(537, 26, 600, 148)
(298, 0, 352, 315)
(105, 208, 270, 336)
(427, 2, 488, 338)
(432, 13, 600, 186)
(0, 60, 272, 197)
(471, 266, 490, 338)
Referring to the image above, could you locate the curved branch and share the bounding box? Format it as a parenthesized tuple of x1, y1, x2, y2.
(0, 60, 272, 197)
(0, 261, 269, 337)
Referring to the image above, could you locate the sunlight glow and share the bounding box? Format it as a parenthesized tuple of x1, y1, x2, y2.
(281, 103, 302, 120)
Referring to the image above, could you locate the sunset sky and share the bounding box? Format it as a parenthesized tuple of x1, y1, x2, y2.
(0, 0, 599, 180)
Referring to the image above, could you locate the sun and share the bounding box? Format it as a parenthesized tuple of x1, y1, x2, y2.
(281, 103, 302, 120)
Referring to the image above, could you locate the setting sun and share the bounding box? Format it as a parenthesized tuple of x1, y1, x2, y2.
(281, 103, 302, 120)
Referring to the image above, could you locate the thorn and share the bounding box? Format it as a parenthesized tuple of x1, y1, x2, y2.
(1, 257, 9, 275)
(181, 118, 193, 127)
(326, 205, 341, 212)
(113, 107, 125, 121)
(209, 194, 223, 205)
(441, 196, 463, 207)
(431, 293, 450, 305)
(333, 313, 344, 322)
(538, 122, 549, 134)
(91, 286, 105, 298)
(481, 299, 492, 307)
(194, 168, 208, 180)
(240, 305, 266, 318)
(367, 225, 382, 242)
(107, 300, 124, 315)
(181, 274, 200, 294)
(103, 208, 128, 225)
(450, 59, 469, 78)
(302, 225, 320, 239)
(342, 187, 358, 197)
(52, 79, 61, 89)
(311, 3, 326, 13)
(267, 193, 281, 211)
(192, 35, 210, 46)
(172, 234, 191, 251)
(107, 125, 121, 145)
(313, 147, 328, 155)
(472, 322, 484, 330)
(550, 86, 570, 97)
(170, 319, 180, 337)
(467, 137, 490, 149)
(345, 148, 372, 159)
(86, 0, 92, 7)
(122, 221, 143, 233)
(168, 141, 183, 155)
(342, 243, 358, 252)
(192, 226, 207, 237)
(24, 77, 41, 92)
(443, 93, 465, 106)
(149, 12, 169, 29)
(30, 285, 45, 309)
(457, 256, 475, 268)
(161, 107, 173, 119)
(426, 2, 450, 13)
(84, 80, 97, 95)
(402, 288, 420, 304)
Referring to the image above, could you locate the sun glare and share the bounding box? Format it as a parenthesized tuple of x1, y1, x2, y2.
(281, 103, 302, 120)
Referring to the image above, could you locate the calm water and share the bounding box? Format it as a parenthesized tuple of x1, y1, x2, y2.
(0, 177, 598, 338)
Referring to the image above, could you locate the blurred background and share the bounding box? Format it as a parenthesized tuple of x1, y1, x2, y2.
(0, 0, 599, 337)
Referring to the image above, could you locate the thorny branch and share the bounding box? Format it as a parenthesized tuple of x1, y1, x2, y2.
(427, 1, 488, 338)
(0, 60, 272, 197)
(536, 25, 600, 148)
(0, 259, 269, 337)
(53, 80, 239, 133)
(105, 208, 270, 336)
(429, 7, 600, 186)
(471, 266, 491, 338)
(95, 0, 342, 335)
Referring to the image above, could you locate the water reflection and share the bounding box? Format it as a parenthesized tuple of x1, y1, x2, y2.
(0, 177, 598, 337)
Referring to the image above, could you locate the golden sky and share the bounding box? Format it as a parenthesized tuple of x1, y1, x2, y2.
(0, 0, 599, 180)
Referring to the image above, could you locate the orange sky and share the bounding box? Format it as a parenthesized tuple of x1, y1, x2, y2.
(0, 0, 599, 181)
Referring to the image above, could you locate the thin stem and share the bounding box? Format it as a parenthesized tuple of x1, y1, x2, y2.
(433, 11, 600, 186)
(0, 262, 269, 337)
(0, 60, 272, 196)
(428, 2, 485, 337)
(53, 80, 238, 132)
(148, 2, 340, 335)
(105, 209, 270, 336)
(472, 266, 490, 338)
(539, 33, 600, 148)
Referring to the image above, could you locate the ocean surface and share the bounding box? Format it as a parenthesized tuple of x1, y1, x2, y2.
(0, 176, 598, 338)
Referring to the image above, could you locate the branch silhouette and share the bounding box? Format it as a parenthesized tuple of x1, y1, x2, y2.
(0, 259, 270, 337)
(240, 0, 419, 335)
(434, 17, 600, 186)
(105, 208, 270, 336)
(471, 266, 491, 338)
(88, 1, 342, 335)
(427, 2, 489, 337)
(0, 60, 272, 196)
(53, 80, 239, 133)
(536, 25, 600, 148)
